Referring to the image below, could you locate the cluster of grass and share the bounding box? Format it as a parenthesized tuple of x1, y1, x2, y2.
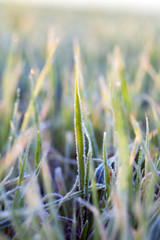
(0, 4, 160, 240)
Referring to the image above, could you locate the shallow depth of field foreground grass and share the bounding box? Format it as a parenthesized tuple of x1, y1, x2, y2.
(0, 4, 160, 240)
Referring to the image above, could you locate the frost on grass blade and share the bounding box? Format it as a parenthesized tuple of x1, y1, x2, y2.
(83, 123, 92, 199)
(83, 123, 92, 222)
(103, 132, 110, 196)
(74, 47, 85, 191)
(130, 115, 160, 186)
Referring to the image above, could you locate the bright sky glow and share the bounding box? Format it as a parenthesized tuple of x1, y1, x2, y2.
(1, 0, 160, 13)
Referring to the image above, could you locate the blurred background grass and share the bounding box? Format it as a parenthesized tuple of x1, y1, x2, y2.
(1, 3, 160, 154)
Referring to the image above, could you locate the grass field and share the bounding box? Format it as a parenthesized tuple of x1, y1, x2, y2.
(0, 3, 160, 240)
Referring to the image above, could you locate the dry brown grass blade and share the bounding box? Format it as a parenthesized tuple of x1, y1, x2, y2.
(0, 127, 36, 175)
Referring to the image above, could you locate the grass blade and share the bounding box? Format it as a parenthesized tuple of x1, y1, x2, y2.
(74, 47, 85, 192)
(21, 39, 58, 132)
(103, 132, 110, 197)
(0, 127, 35, 176)
(13, 144, 30, 208)
(130, 115, 160, 185)
(83, 124, 92, 223)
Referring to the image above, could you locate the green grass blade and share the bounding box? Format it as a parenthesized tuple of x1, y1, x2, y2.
(91, 162, 101, 240)
(112, 81, 131, 240)
(71, 200, 76, 240)
(13, 144, 30, 208)
(21, 40, 58, 132)
(0, 127, 35, 177)
(114, 48, 131, 113)
(83, 124, 92, 222)
(80, 220, 89, 240)
(145, 116, 150, 190)
(41, 162, 64, 240)
(130, 115, 160, 185)
(103, 132, 110, 197)
(74, 47, 85, 192)
(86, 116, 99, 158)
(135, 146, 143, 193)
(30, 78, 41, 170)
(112, 90, 130, 199)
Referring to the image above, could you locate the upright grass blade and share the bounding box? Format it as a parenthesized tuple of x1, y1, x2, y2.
(21, 39, 58, 133)
(30, 78, 41, 170)
(47, 29, 55, 115)
(135, 146, 143, 193)
(13, 144, 30, 208)
(80, 220, 89, 240)
(112, 76, 131, 240)
(114, 47, 131, 114)
(41, 162, 64, 240)
(0, 37, 23, 151)
(112, 91, 131, 198)
(86, 116, 99, 158)
(74, 47, 85, 192)
(83, 124, 92, 200)
(83, 124, 92, 223)
(130, 115, 160, 185)
(111, 50, 131, 202)
(71, 200, 76, 240)
(139, 95, 160, 145)
(103, 132, 110, 197)
(99, 77, 114, 152)
(35, 131, 41, 170)
(145, 174, 155, 208)
(7, 88, 20, 152)
(90, 162, 101, 240)
(145, 116, 150, 190)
